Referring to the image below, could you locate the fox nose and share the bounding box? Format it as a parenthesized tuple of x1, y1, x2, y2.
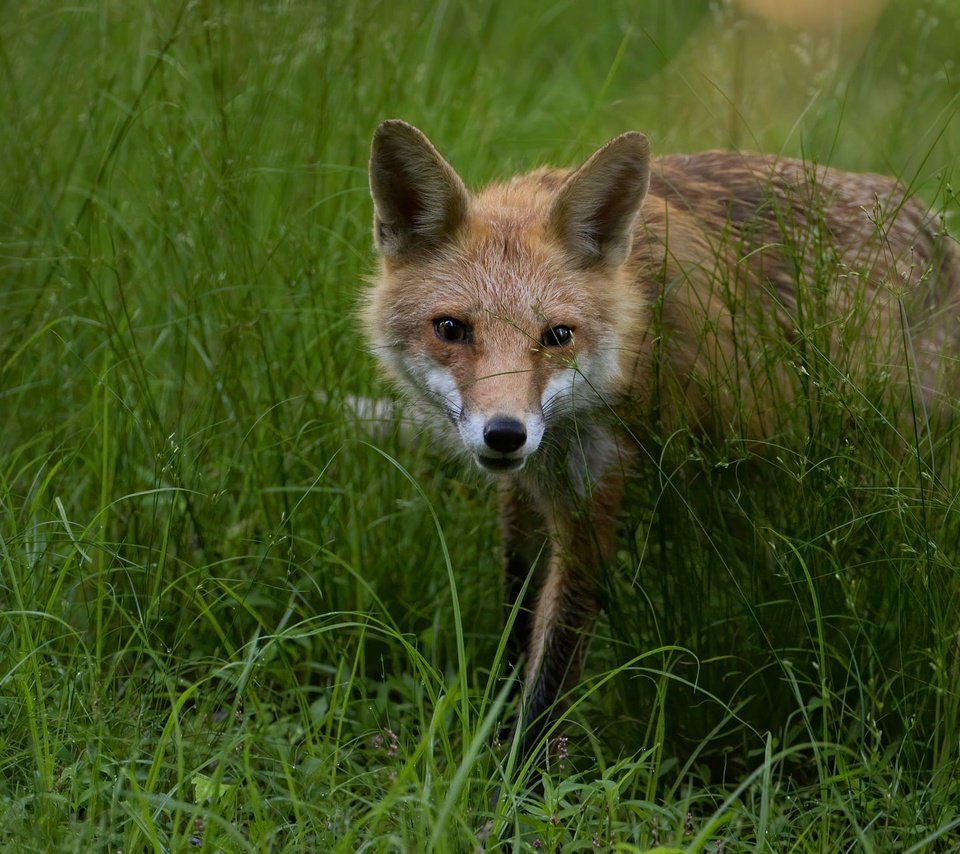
(483, 416, 527, 453)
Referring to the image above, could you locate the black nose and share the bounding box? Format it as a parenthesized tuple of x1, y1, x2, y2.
(483, 416, 527, 453)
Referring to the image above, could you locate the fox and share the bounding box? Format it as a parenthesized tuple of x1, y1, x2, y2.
(363, 119, 959, 761)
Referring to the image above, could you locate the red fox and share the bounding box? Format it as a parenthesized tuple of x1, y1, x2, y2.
(364, 119, 958, 759)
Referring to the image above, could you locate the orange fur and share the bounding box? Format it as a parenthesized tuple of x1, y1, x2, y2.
(365, 119, 959, 758)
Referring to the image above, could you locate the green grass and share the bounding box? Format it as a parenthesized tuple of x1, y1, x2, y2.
(2, 0, 959, 850)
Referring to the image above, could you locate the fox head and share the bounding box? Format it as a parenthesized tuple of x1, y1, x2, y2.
(365, 120, 650, 474)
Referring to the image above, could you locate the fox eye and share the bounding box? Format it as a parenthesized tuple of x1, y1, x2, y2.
(540, 325, 574, 347)
(434, 317, 471, 343)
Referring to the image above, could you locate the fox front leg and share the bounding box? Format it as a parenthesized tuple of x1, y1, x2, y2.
(519, 558, 600, 760)
(498, 481, 548, 674)
(518, 479, 622, 763)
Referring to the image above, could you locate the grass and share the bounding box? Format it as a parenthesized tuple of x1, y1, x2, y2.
(1, 0, 959, 850)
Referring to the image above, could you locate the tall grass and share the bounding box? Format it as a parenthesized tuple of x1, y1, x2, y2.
(1, 0, 958, 849)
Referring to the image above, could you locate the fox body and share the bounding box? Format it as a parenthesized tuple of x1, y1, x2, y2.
(365, 120, 958, 756)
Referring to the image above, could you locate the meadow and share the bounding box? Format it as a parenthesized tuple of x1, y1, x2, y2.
(1, 0, 959, 850)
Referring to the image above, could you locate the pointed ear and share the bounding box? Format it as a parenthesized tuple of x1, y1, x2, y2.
(369, 120, 470, 259)
(547, 132, 650, 267)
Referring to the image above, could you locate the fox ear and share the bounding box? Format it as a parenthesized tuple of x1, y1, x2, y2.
(547, 132, 650, 267)
(369, 120, 469, 258)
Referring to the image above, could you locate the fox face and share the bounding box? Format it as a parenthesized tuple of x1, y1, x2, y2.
(365, 120, 650, 475)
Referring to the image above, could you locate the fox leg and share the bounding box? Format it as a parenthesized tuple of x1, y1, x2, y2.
(497, 481, 548, 674)
(518, 477, 622, 761)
